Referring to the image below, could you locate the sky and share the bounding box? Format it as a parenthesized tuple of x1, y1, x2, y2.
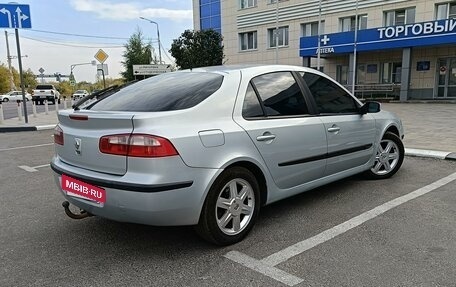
(0, 0, 194, 83)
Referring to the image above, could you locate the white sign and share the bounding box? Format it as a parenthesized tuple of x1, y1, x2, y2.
(97, 64, 108, 76)
(378, 19, 456, 39)
(133, 64, 172, 75)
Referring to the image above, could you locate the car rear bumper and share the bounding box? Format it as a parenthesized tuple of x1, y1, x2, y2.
(51, 156, 220, 226)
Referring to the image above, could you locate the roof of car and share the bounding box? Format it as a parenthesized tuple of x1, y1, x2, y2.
(187, 64, 315, 74)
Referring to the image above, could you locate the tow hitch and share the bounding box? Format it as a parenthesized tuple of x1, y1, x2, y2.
(62, 201, 93, 219)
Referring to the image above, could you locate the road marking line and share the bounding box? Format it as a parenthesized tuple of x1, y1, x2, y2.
(0, 143, 53, 152)
(225, 172, 456, 285)
(261, 171, 456, 266)
(18, 164, 50, 172)
(224, 251, 304, 286)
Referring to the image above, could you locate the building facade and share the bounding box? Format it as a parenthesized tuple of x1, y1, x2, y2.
(192, 0, 456, 100)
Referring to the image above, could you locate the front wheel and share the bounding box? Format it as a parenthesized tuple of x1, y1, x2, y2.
(364, 132, 404, 179)
(3, 98, 9, 102)
(195, 167, 260, 245)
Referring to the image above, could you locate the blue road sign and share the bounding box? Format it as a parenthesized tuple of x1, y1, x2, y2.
(0, 4, 31, 29)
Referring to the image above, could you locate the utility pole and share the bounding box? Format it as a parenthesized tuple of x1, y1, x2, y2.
(275, 0, 279, 64)
(15, 28, 28, 123)
(4, 30, 16, 90)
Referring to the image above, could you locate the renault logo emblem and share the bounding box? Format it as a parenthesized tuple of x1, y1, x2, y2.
(74, 138, 82, 155)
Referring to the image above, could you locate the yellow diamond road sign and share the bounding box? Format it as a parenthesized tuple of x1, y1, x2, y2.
(94, 49, 109, 63)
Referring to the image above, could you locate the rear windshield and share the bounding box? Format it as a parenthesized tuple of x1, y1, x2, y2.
(75, 90, 85, 93)
(36, 85, 53, 90)
(89, 72, 224, 112)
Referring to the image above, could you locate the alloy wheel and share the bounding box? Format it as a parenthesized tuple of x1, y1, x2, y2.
(371, 139, 400, 176)
(216, 178, 255, 236)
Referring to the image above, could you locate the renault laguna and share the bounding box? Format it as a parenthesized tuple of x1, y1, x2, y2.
(52, 65, 404, 245)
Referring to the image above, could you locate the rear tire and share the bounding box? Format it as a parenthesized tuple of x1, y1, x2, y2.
(195, 167, 260, 245)
(363, 132, 404, 179)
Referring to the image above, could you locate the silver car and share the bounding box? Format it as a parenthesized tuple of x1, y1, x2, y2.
(51, 65, 404, 245)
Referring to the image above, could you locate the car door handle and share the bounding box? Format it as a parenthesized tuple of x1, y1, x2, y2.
(256, 134, 276, 141)
(327, 127, 341, 133)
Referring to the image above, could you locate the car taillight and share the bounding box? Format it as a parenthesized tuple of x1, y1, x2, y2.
(54, 125, 64, 145)
(99, 134, 178, 158)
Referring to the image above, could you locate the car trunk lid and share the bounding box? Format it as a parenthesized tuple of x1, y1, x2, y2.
(56, 110, 135, 175)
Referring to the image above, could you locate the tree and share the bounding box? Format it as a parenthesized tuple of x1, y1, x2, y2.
(170, 29, 224, 70)
(121, 29, 153, 81)
(0, 64, 11, 93)
(11, 67, 37, 92)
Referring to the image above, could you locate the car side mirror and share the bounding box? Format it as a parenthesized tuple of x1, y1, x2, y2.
(360, 101, 381, 114)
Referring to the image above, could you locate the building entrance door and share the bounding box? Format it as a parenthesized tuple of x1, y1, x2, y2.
(437, 58, 456, 98)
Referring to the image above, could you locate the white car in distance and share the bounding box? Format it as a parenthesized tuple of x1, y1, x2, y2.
(0, 91, 32, 102)
(72, 90, 89, 101)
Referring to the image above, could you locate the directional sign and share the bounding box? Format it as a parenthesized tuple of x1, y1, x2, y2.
(133, 64, 172, 75)
(0, 4, 31, 29)
(94, 49, 108, 63)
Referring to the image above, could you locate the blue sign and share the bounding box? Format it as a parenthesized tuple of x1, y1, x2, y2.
(0, 4, 31, 29)
(300, 19, 456, 57)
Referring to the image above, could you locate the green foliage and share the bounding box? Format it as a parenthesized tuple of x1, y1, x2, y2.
(0, 64, 11, 94)
(169, 29, 224, 70)
(121, 29, 153, 81)
(21, 69, 38, 92)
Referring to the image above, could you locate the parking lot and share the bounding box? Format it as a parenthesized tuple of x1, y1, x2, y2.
(1, 130, 455, 286)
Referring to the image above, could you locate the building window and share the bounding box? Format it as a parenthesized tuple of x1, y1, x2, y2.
(381, 62, 402, 83)
(239, 31, 258, 51)
(384, 8, 415, 26)
(336, 65, 349, 85)
(436, 3, 456, 20)
(268, 26, 289, 48)
(199, 0, 221, 34)
(339, 15, 367, 32)
(240, 0, 257, 9)
(301, 21, 325, 36)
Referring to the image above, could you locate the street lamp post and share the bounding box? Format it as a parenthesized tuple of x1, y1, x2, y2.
(70, 60, 96, 75)
(139, 17, 162, 64)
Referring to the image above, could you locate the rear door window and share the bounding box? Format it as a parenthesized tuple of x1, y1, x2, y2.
(36, 85, 54, 90)
(242, 83, 265, 118)
(89, 72, 224, 112)
(251, 72, 309, 117)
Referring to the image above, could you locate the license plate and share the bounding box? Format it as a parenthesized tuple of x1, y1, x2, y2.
(61, 174, 106, 204)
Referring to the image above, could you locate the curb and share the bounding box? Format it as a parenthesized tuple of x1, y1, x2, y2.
(0, 124, 56, 133)
(405, 148, 456, 161)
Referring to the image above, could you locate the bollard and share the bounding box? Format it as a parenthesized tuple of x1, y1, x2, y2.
(32, 100, 37, 118)
(17, 101, 23, 122)
(44, 99, 49, 115)
(0, 101, 3, 124)
(55, 98, 59, 114)
(63, 98, 67, 110)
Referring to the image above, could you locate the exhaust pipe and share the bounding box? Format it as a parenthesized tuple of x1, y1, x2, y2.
(62, 201, 93, 219)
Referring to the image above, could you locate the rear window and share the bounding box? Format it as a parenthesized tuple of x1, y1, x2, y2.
(36, 85, 54, 90)
(89, 72, 224, 112)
